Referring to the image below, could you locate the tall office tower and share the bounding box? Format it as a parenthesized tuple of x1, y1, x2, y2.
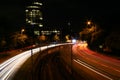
(25, 1, 43, 36)
(25, 1, 61, 41)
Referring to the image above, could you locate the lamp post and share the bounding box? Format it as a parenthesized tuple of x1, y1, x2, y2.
(21, 29, 25, 34)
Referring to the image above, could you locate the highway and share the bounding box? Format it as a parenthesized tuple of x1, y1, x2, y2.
(72, 42, 120, 80)
(0, 44, 63, 80)
(0, 42, 120, 80)
(13, 42, 120, 80)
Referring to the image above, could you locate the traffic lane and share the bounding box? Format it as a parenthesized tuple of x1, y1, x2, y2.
(77, 46, 120, 79)
(76, 47, 120, 75)
(79, 46, 120, 78)
(83, 46, 120, 67)
(0, 51, 31, 80)
(72, 59, 113, 80)
(0, 44, 60, 80)
(72, 44, 120, 80)
(80, 47, 120, 76)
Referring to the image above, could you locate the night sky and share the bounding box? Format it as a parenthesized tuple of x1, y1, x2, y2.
(0, 0, 120, 35)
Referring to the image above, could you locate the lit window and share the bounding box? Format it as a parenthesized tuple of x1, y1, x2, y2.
(39, 24, 43, 27)
(34, 2, 43, 6)
(25, 10, 29, 12)
(40, 17, 43, 20)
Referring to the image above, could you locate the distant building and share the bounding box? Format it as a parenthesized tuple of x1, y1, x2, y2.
(25, 1, 60, 37)
(25, 1, 43, 36)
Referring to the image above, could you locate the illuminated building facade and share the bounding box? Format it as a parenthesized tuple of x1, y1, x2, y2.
(25, 1, 43, 36)
(25, 1, 60, 37)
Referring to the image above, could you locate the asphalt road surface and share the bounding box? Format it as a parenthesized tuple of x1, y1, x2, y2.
(2, 43, 120, 80)
(72, 42, 120, 80)
(0, 44, 63, 80)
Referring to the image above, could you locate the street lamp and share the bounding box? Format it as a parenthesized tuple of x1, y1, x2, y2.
(21, 29, 25, 34)
(87, 21, 91, 25)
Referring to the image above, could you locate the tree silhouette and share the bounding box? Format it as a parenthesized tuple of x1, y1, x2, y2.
(105, 31, 120, 52)
(79, 25, 103, 45)
(53, 34, 60, 42)
(10, 32, 28, 48)
(39, 34, 46, 43)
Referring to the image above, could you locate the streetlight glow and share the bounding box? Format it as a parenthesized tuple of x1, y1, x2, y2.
(21, 29, 25, 32)
(21, 29, 25, 34)
(87, 21, 91, 25)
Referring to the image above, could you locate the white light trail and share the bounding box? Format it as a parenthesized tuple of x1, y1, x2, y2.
(0, 43, 68, 80)
(74, 59, 113, 80)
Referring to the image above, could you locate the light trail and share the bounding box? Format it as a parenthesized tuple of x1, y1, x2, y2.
(73, 43, 120, 80)
(0, 43, 69, 80)
(74, 59, 113, 80)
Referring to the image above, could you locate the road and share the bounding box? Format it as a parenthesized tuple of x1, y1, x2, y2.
(72, 42, 120, 80)
(13, 42, 120, 80)
(0, 44, 64, 80)
(0, 42, 120, 80)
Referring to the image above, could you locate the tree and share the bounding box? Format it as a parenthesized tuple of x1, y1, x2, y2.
(53, 34, 60, 42)
(10, 32, 28, 48)
(39, 34, 46, 43)
(65, 35, 71, 42)
(104, 31, 120, 52)
(79, 25, 103, 45)
(90, 27, 103, 43)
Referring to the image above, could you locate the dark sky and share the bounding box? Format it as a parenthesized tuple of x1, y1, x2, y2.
(44, 1, 120, 30)
(0, 0, 120, 35)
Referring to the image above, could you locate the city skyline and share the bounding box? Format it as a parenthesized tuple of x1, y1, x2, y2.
(0, 0, 120, 35)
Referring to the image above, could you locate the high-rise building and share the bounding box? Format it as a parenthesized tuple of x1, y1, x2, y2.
(25, 1, 43, 36)
(25, 1, 61, 38)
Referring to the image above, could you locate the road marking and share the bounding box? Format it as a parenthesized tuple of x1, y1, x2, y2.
(73, 59, 113, 80)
